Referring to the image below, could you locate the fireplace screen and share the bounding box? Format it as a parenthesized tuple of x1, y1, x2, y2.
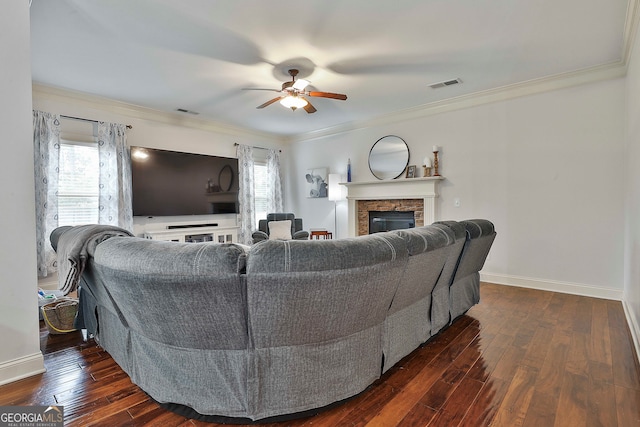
(369, 211, 415, 234)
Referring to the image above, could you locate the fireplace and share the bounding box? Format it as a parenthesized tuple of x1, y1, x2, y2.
(369, 211, 415, 233)
(342, 177, 443, 237)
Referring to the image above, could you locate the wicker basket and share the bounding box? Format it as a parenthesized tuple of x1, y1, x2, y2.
(42, 297, 78, 334)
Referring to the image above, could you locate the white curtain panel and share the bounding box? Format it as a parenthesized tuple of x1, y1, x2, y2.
(97, 122, 133, 231)
(266, 148, 284, 213)
(237, 144, 255, 245)
(33, 110, 61, 278)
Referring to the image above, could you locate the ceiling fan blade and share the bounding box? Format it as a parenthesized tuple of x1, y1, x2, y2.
(242, 88, 282, 92)
(303, 100, 317, 114)
(293, 78, 310, 91)
(307, 91, 347, 100)
(256, 97, 282, 109)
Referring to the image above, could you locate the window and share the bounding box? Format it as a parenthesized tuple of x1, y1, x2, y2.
(57, 140, 99, 225)
(254, 162, 268, 228)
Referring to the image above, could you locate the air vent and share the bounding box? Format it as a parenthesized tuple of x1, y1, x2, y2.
(176, 108, 199, 115)
(428, 78, 462, 89)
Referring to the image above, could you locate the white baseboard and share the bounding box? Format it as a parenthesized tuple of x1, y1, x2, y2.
(0, 352, 45, 386)
(480, 272, 624, 301)
(622, 300, 640, 367)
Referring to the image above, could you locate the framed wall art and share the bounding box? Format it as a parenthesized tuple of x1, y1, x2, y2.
(305, 167, 328, 198)
(405, 165, 416, 178)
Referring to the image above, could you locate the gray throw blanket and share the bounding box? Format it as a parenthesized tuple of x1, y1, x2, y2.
(56, 224, 134, 295)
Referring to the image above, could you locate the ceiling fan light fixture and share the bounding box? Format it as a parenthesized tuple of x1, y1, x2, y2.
(280, 95, 308, 110)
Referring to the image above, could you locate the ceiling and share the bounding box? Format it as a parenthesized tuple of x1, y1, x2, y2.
(30, 0, 633, 137)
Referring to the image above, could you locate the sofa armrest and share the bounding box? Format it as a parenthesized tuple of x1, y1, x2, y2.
(50, 225, 74, 252)
(293, 230, 309, 240)
(252, 230, 269, 243)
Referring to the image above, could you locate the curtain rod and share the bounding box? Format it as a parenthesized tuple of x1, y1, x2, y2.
(60, 114, 133, 130)
(234, 142, 281, 152)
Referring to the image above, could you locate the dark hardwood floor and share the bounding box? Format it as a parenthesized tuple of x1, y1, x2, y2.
(2, 283, 640, 426)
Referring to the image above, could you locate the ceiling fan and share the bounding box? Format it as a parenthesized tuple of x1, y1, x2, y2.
(244, 69, 347, 113)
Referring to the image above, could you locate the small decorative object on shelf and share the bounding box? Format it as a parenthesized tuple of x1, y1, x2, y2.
(406, 165, 417, 178)
(423, 156, 432, 177)
(347, 158, 352, 182)
(432, 145, 441, 176)
(206, 179, 220, 193)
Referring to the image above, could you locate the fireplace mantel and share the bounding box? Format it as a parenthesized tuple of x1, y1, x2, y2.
(342, 177, 444, 237)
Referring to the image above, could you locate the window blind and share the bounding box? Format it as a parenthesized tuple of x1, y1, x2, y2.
(253, 163, 268, 227)
(57, 142, 99, 225)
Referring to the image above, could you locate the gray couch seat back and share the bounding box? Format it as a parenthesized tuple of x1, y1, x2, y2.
(432, 221, 468, 283)
(55, 219, 495, 422)
(429, 221, 468, 334)
(246, 233, 408, 346)
(93, 237, 248, 350)
(389, 225, 456, 315)
(381, 225, 456, 371)
(446, 219, 497, 320)
(453, 219, 497, 282)
(244, 232, 409, 419)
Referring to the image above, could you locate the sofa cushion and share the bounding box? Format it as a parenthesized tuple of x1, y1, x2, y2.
(268, 220, 292, 240)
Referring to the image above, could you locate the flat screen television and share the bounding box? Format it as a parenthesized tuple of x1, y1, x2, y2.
(130, 146, 239, 217)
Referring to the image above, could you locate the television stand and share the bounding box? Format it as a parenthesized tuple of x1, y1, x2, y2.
(143, 225, 239, 244)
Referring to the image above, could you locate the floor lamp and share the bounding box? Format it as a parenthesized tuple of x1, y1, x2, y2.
(328, 173, 346, 238)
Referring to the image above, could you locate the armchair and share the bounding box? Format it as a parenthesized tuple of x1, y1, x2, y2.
(252, 213, 309, 243)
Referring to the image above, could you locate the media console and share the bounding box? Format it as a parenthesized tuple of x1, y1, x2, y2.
(143, 226, 239, 243)
(134, 214, 239, 244)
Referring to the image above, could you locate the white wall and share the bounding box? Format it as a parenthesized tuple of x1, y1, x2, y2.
(287, 78, 626, 299)
(0, 2, 45, 385)
(624, 17, 640, 353)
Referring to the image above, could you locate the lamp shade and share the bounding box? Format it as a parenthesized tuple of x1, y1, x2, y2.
(328, 173, 346, 201)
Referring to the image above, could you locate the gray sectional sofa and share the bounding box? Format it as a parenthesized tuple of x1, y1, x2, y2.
(52, 219, 495, 422)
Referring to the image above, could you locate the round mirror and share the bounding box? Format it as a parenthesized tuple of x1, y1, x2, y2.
(368, 135, 410, 180)
(218, 164, 234, 192)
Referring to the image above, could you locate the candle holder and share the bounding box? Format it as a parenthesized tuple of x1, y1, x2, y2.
(433, 150, 440, 176)
(422, 166, 432, 177)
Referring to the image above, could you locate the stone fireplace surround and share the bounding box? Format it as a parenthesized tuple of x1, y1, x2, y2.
(359, 199, 423, 236)
(342, 177, 444, 237)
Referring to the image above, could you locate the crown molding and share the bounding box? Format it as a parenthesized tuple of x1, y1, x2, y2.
(287, 61, 627, 143)
(623, 0, 640, 66)
(32, 83, 284, 143)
